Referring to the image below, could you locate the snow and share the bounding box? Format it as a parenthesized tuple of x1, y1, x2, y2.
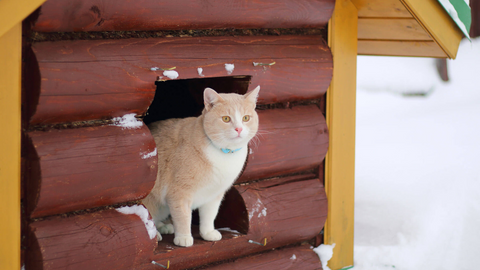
(225, 63, 234, 75)
(163, 70, 179, 79)
(353, 38, 480, 270)
(290, 254, 297, 260)
(314, 243, 336, 270)
(249, 198, 267, 220)
(116, 205, 157, 240)
(197, 67, 204, 77)
(112, 113, 143, 129)
(141, 148, 157, 159)
(217, 227, 241, 234)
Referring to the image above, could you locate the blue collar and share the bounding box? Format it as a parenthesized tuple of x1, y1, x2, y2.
(221, 147, 242, 154)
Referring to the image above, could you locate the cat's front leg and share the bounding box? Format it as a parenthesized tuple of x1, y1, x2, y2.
(169, 199, 194, 247)
(199, 194, 223, 241)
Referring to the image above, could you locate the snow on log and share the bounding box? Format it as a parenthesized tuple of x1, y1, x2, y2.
(32, 0, 334, 32)
(149, 175, 327, 269)
(239, 105, 329, 182)
(207, 245, 323, 270)
(26, 209, 157, 270)
(25, 123, 157, 218)
(27, 36, 332, 124)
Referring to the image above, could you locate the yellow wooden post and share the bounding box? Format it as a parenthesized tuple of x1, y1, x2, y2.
(0, 23, 22, 270)
(324, 0, 358, 269)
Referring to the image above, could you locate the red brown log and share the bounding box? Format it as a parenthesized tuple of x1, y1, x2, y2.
(150, 175, 327, 270)
(26, 208, 157, 270)
(239, 105, 329, 182)
(28, 36, 332, 124)
(207, 244, 323, 270)
(32, 0, 334, 32)
(25, 123, 157, 218)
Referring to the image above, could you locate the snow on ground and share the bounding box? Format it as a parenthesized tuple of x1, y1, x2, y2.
(353, 38, 480, 270)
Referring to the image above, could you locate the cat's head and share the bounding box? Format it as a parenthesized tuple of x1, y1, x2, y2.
(202, 86, 260, 150)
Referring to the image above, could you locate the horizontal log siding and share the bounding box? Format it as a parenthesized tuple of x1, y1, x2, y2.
(28, 36, 332, 124)
(25, 123, 157, 218)
(32, 0, 334, 32)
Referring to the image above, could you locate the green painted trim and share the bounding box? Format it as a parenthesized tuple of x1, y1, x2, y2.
(438, 0, 471, 39)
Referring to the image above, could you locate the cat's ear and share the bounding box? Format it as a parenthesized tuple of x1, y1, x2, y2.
(245, 85, 260, 105)
(204, 88, 223, 111)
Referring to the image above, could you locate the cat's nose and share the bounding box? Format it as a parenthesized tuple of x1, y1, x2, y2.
(235, 127, 243, 135)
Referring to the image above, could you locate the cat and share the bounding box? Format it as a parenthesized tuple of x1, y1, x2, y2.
(142, 86, 260, 247)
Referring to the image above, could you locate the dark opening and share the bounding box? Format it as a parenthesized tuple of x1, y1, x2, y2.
(143, 76, 251, 125)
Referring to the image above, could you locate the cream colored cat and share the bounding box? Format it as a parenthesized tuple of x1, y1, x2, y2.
(143, 86, 260, 247)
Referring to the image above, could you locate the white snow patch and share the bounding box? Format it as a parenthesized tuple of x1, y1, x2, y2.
(112, 113, 143, 129)
(141, 148, 157, 159)
(218, 227, 241, 234)
(354, 38, 480, 269)
(163, 70, 179, 79)
(225, 63, 234, 75)
(290, 254, 297, 260)
(197, 67, 205, 77)
(249, 198, 267, 220)
(150, 67, 160, 71)
(313, 243, 336, 270)
(116, 205, 157, 240)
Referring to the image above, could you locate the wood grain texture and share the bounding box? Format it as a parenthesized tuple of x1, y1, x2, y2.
(150, 176, 327, 270)
(207, 245, 323, 270)
(28, 36, 332, 124)
(239, 105, 329, 182)
(351, 0, 411, 18)
(32, 0, 334, 32)
(25, 123, 157, 218)
(358, 39, 447, 57)
(358, 18, 431, 40)
(26, 208, 157, 270)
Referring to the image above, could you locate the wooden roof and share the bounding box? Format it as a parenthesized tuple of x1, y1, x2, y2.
(352, 0, 466, 58)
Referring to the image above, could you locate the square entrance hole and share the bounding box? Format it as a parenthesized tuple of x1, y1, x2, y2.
(143, 75, 251, 125)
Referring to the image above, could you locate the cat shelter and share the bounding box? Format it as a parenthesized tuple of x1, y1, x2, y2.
(0, 0, 469, 269)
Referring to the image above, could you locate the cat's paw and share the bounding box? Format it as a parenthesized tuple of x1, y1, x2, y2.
(158, 223, 174, 234)
(156, 231, 162, 241)
(200, 229, 222, 241)
(174, 235, 194, 247)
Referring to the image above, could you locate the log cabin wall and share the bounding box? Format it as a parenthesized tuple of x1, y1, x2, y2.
(22, 1, 334, 269)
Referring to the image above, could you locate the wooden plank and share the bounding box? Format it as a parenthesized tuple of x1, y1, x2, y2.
(358, 18, 432, 40)
(28, 36, 332, 124)
(25, 123, 157, 218)
(325, 0, 357, 269)
(26, 208, 157, 270)
(351, 0, 411, 18)
(151, 176, 327, 270)
(32, 0, 334, 32)
(0, 23, 22, 270)
(358, 40, 448, 57)
(0, 0, 45, 38)
(400, 0, 464, 58)
(239, 105, 329, 182)
(207, 245, 323, 270)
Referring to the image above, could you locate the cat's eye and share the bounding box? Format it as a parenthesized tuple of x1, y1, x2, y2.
(243, 115, 251, 122)
(222, 116, 231, 123)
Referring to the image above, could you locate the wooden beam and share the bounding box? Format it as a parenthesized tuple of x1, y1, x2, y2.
(358, 18, 431, 40)
(351, 0, 411, 18)
(400, 0, 464, 59)
(0, 0, 45, 38)
(325, 0, 357, 269)
(0, 23, 22, 270)
(358, 40, 447, 57)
